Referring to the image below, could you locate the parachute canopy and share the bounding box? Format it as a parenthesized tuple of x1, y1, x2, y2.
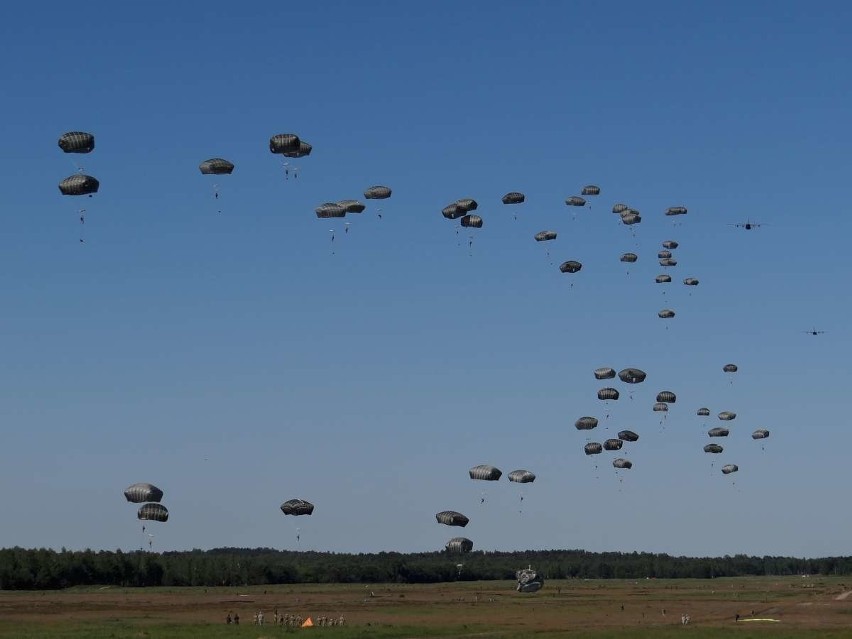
(708, 427, 730, 437)
(658, 251, 672, 259)
(508, 469, 536, 483)
(752, 428, 770, 440)
(365, 185, 392, 200)
(656, 275, 672, 283)
(597, 387, 619, 401)
(137, 503, 169, 522)
(559, 260, 582, 273)
(662, 240, 679, 249)
(620, 252, 638, 263)
(565, 196, 586, 207)
(613, 458, 633, 469)
(704, 443, 724, 454)
(445, 537, 474, 553)
(718, 411, 737, 421)
(665, 206, 688, 216)
(656, 391, 677, 403)
(469, 464, 502, 481)
(581, 185, 601, 196)
(502, 192, 525, 204)
(59, 174, 99, 196)
(315, 202, 346, 218)
(534, 230, 557, 242)
(697, 407, 711, 417)
(612, 203, 628, 214)
(683, 278, 700, 286)
(653, 402, 669, 412)
(618, 430, 639, 442)
(621, 212, 641, 225)
(723, 364, 738, 373)
(575, 416, 599, 431)
(604, 438, 623, 451)
(442, 204, 464, 220)
(269, 133, 301, 154)
(436, 510, 469, 527)
(282, 141, 312, 158)
(199, 158, 235, 175)
(455, 198, 478, 212)
(460, 214, 483, 228)
(618, 368, 646, 384)
(594, 367, 616, 380)
(124, 483, 164, 504)
(658, 309, 676, 319)
(338, 200, 366, 214)
(721, 464, 739, 475)
(584, 442, 603, 455)
(58, 131, 95, 154)
(516, 567, 544, 593)
(280, 499, 315, 516)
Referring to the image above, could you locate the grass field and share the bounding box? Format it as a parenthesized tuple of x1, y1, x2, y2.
(2, 576, 852, 638)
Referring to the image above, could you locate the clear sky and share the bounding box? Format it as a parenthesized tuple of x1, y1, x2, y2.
(1, 1, 849, 558)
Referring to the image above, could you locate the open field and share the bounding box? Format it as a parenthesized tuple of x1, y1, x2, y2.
(2, 576, 852, 638)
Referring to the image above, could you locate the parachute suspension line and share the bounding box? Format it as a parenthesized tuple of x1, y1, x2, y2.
(78, 208, 86, 244)
(376, 207, 383, 220)
(329, 229, 336, 256)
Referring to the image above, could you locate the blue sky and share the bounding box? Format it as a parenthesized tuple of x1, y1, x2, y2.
(0, 1, 849, 558)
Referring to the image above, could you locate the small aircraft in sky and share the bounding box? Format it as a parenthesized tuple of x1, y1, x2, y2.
(729, 219, 763, 230)
(802, 328, 825, 336)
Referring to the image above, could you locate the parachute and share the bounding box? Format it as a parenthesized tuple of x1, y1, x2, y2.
(721, 464, 739, 475)
(58, 131, 95, 154)
(59, 174, 99, 196)
(338, 200, 366, 214)
(575, 416, 599, 431)
(365, 185, 392, 200)
(269, 134, 301, 154)
(612, 458, 633, 469)
(280, 499, 315, 516)
(460, 214, 483, 228)
(315, 202, 346, 218)
(618, 368, 646, 384)
(581, 185, 601, 196)
(662, 240, 679, 249)
(659, 258, 678, 267)
(442, 204, 464, 220)
(469, 464, 502, 481)
(565, 196, 586, 207)
(620, 212, 641, 225)
(594, 367, 616, 380)
(137, 503, 169, 523)
(655, 275, 672, 284)
(445, 537, 474, 553)
(665, 206, 688, 216)
(597, 388, 619, 401)
(656, 391, 677, 403)
(704, 443, 724, 454)
(198, 158, 234, 175)
(612, 203, 629, 214)
(516, 567, 544, 593)
(436, 510, 469, 527)
(683, 278, 699, 286)
(124, 483, 164, 504)
(723, 364, 738, 373)
(455, 198, 478, 212)
(718, 411, 736, 421)
(652, 402, 669, 412)
(752, 428, 770, 440)
(502, 192, 525, 204)
(282, 141, 312, 158)
(708, 427, 730, 437)
(584, 442, 603, 455)
(603, 438, 623, 451)
(508, 469, 536, 483)
(658, 251, 672, 259)
(620, 253, 638, 263)
(559, 260, 582, 273)
(534, 230, 557, 242)
(697, 407, 711, 417)
(617, 430, 639, 442)
(658, 309, 676, 319)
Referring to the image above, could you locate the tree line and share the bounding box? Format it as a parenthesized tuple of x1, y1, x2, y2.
(1, 547, 850, 590)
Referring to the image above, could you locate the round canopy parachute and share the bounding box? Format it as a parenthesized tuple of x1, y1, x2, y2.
(656, 391, 677, 403)
(704, 443, 724, 453)
(723, 364, 738, 373)
(621, 212, 641, 225)
(338, 200, 366, 214)
(442, 204, 464, 220)
(659, 258, 678, 267)
(617, 430, 639, 442)
(652, 402, 669, 412)
(199, 158, 235, 175)
(604, 438, 623, 451)
(469, 464, 502, 481)
(365, 185, 392, 200)
(613, 458, 632, 469)
(280, 499, 315, 516)
(282, 140, 312, 158)
(559, 260, 582, 273)
(708, 427, 730, 437)
(502, 192, 525, 204)
(597, 387, 619, 401)
(620, 253, 638, 263)
(436, 510, 469, 527)
(618, 368, 646, 384)
(315, 202, 346, 218)
(752, 428, 770, 440)
(697, 407, 711, 417)
(460, 214, 483, 228)
(721, 464, 739, 475)
(565, 196, 586, 207)
(516, 567, 544, 592)
(658, 251, 672, 259)
(718, 411, 737, 421)
(445, 537, 473, 553)
(594, 367, 616, 380)
(137, 503, 169, 522)
(508, 469, 536, 483)
(658, 309, 676, 319)
(534, 230, 557, 242)
(269, 133, 301, 154)
(575, 416, 599, 430)
(665, 206, 688, 216)
(612, 203, 629, 214)
(584, 442, 603, 455)
(124, 483, 164, 503)
(656, 275, 672, 283)
(59, 174, 99, 196)
(58, 131, 95, 154)
(662, 240, 679, 249)
(455, 198, 478, 212)
(581, 185, 601, 196)
(683, 278, 699, 286)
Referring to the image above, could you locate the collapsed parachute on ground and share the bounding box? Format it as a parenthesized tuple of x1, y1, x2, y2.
(124, 483, 164, 503)
(718, 411, 737, 421)
(535, 230, 557, 242)
(618, 368, 646, 384)
(137, 503, 169, 522)
(59, 174, 99, 196)
(575, 416, 599, 431)
(58, 131, 95, 154)
(460, 214, 483, 228)
(445, 537, 473, 553)
(721, 464, 739, 475)
(516, 568, 544, 593)
(436, 510, 469, 527)
(502, 192, 525, 204)
(559, 260, 582, 273)
(656, 391, 677, 403)
(469, 464, 502, 481)
(704, 443, 724, 454)
(752, 429, 770, 440)
(269, 134, 301, 154)
(315, 202, 346, 218)
(708, 427, 730, 437)
(604, 438, 623, 451)
(581, 185, 601, 196)
(365, 185, 392, 200)
(594, 367, 616, 380)
(280, 499, 315, 516)
(508, 469, 536, 483)
(618, 430, 639, 442)
(697, 407, 711, 417)
(597, 387, 619, 401)
(584, 442, 603, 455)
(613, 458, 633, 469)
(199, 158, 235, 175)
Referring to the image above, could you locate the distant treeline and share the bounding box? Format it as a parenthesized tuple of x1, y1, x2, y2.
(1, 547, 851, 590)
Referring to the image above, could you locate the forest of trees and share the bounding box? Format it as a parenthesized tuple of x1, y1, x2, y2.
(1, 547, 851, 590)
